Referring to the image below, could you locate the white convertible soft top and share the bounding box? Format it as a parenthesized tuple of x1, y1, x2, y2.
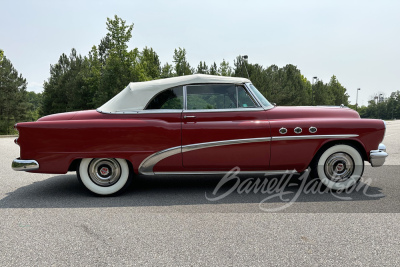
(97, 74, 251, 113)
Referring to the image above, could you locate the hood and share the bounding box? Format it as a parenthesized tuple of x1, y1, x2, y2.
(267, 106, 360, 120)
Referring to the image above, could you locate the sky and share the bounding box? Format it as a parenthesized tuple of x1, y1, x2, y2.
(1, 0, 399, 106)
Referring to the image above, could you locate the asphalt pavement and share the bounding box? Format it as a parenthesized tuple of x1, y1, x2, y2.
(0, 120, 399, 266)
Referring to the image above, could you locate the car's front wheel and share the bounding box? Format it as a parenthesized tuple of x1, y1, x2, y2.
(311, 144, 364, 190)
(77, 158, 132, 195)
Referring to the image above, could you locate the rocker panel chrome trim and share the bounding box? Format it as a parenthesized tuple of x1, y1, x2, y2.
(153, 170, 297, 175)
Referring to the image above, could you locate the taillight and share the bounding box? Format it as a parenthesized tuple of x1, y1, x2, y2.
(14, 138, 19, 145)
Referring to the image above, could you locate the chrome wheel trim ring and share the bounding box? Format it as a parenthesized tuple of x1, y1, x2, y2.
(88, 158, 121, 187)
(324, 152, 354, 183)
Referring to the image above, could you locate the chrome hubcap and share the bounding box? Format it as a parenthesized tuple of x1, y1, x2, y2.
(88, 158, 121, 187)
(324, 152, 354, 182)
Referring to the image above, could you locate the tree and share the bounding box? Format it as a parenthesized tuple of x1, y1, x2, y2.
(263, 64, 280, 101)
(313, 80, 334, 105)
(196, 61, 209, 74)
(160, 63, 174, 78)
(209, 62, 219, 75)
(140, 47, 161, 79)
(233, 56, 246, 78)
(218, 59, 232, 76)
(328, 75, 349, 106)
(106, 15, 133, 60)
(42, 49, 91, 114)
(93, 16, 137, 107)
(25, 91, 43, 121)
(272, 64, 311, 106)
(246, 63, 267, 95)
(0, 50, 29, 134)
(173, 48, 192, 76)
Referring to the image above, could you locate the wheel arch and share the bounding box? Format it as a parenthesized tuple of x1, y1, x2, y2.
(68, 157, 135, 173)
(310, 139, 368, 167)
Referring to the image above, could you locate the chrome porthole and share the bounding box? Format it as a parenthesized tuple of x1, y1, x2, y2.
(279, 127, 287, 134)
(88, 158, 122, 187)
(309, 126, 317, 133)
(294, 127, 302, 134)
(324, 152, 354, 183)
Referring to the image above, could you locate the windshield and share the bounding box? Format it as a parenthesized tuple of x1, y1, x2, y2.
(247, 84, 273, 108)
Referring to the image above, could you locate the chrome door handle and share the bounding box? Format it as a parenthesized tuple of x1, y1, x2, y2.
(184, 115, 196, 119)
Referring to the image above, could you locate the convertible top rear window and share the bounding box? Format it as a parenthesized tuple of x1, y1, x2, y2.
(145, 86, 183, 110)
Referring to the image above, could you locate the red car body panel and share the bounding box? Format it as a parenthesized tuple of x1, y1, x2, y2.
(181, 111, 270, 170)
(15, 106, 385, 174)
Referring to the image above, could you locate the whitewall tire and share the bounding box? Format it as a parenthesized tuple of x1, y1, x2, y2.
(313, 144, 364, 190)
(78, 158, 131, 195)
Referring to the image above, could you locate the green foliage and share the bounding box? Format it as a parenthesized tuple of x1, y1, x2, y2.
(231, 56, 353, 108)
(313, 80, 334, 105)
(209, 62, 219, 75)
(351, 91, 400, 120)
(235, 61, 311, 106)
(42, 49, 92, 114)
(140, 47, 161, 79)
(25, 91, 43, 121)
(106, 15, 133, 60)
(160, 63, 174, 78)
(173, 48, 193, 76)
(0, 51, 30, 134)
(328, 75, 349, 106)
(196, 61, 209, 74)
(219, 59, 232, 76)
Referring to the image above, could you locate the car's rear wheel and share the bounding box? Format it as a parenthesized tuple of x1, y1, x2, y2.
(77, 158, 132, 195)
(311, 144, 364, 190)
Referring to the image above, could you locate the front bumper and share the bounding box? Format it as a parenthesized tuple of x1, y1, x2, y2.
(12, 158, 39, 171)
(370, 143, 388, 167)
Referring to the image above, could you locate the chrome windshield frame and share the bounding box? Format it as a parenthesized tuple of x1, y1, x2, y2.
(244, 83, 274, 110)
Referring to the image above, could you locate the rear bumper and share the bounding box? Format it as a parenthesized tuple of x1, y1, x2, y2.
(370, 143, 388, 167)
(12, 158, 39, 171)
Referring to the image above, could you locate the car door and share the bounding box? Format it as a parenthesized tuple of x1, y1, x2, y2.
(181, 83, 271, 171)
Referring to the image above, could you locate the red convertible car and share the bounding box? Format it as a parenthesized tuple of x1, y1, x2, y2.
(12, 74, 388, 195)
